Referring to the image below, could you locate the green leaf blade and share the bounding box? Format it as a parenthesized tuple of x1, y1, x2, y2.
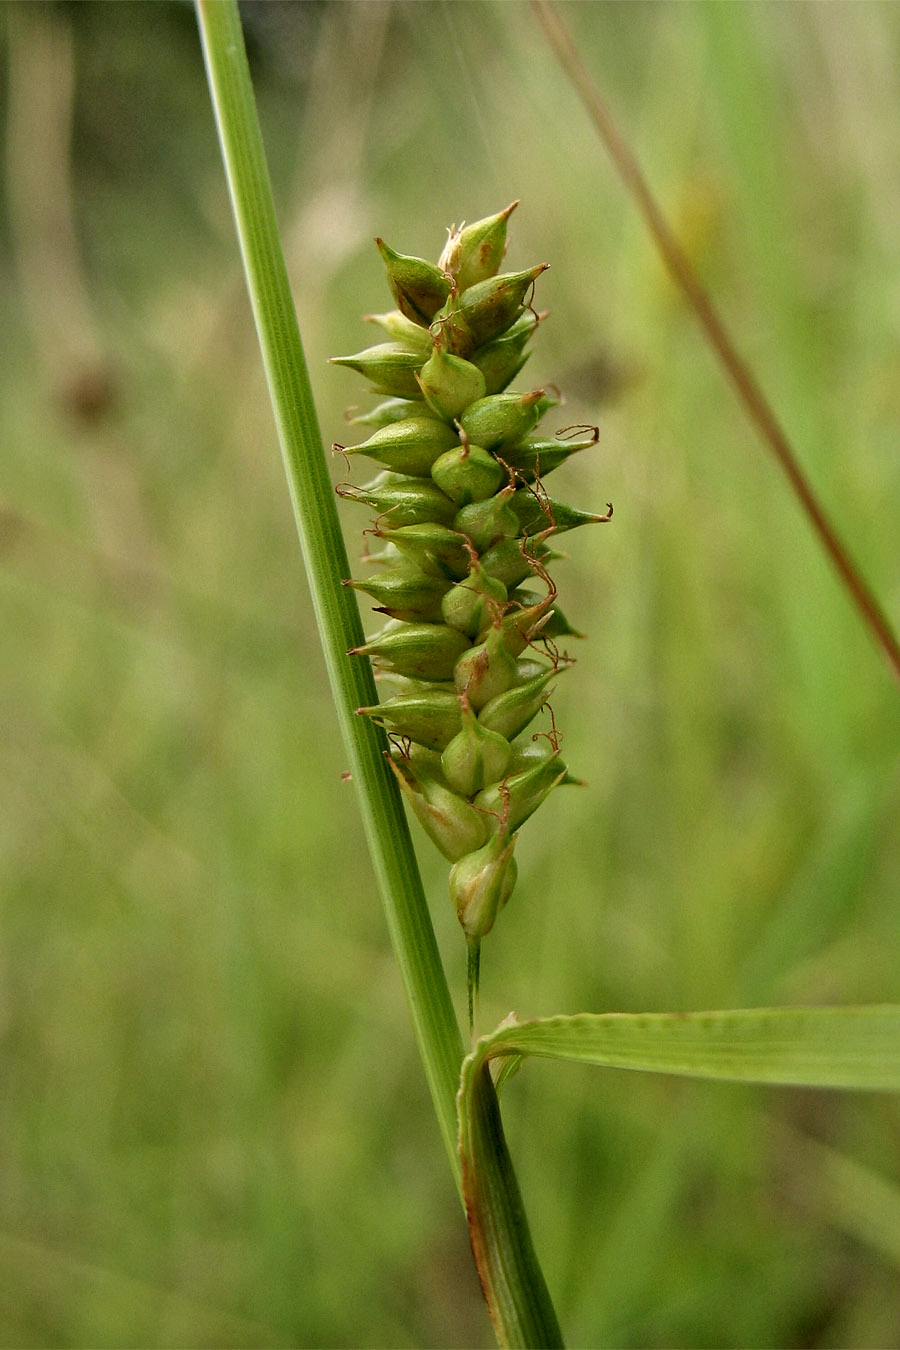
(475, 1005, 900, 1092)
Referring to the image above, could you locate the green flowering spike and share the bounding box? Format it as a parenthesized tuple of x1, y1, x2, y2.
(388, 757, 491, 862)
(453, 486, 520, 554)
(347, 397, 440, 429)
(342, 417, 459, 477)
(356, 687, 463, 750)
(457, 264, 549, 346)
(333, 206, 615, 972)
(471, 310, 541, 394)
(374, 522, 470, 579)
(430, 444, 505, 506)
(501, 429, 597, 481)
(441, 696, 512, 797)
(441, 560, 507, 638)
(439, 200, 518, 291)
(473, 752, 569, 833)
(375, 238, 450, 325)
(337, 472, 458, 527)
(510, 489, 614, 537)
(449, 830, 517, 941)
(459, 389, 554, 452)
(364, 309, 433, 354)
(453, 621, 519, 710)
(343, 569, 451, 623)
(416, 345, 486, 421)
(350, 621, 471, 681)
(477, 667, 561, 742)
(330, 343, 425, 399)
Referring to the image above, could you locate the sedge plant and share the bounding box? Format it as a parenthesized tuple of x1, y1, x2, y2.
(197, 2, 900, 1344)
(332, 201, 611, 1030)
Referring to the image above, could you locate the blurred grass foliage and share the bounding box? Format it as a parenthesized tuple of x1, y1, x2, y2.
(1, 1, 899, 1346)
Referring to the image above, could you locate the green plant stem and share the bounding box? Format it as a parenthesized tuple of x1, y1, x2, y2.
(195, 0, 464, 1182)
(462, 1064, 564, 1349)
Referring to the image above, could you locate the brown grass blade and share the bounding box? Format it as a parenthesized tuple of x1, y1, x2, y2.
(533, 0, 900, 687)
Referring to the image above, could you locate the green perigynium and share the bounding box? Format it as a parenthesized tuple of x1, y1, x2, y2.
(333, 204, 611, 998)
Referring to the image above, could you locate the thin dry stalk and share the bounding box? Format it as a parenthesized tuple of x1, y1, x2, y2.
(533, 0, 900, 688)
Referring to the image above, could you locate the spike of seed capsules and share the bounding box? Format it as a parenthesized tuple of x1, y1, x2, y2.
(332, 205, 613, 958)
(428, 294, 476, 359)
(511, 589, 585, 639)
(402, 741, 446, 778)
(515, 747, 584, 788)
(478, 535, 558, 588)
(496, 590, 558, 658)
(505, 736, 563, 774)
(514, 656, 555, 684)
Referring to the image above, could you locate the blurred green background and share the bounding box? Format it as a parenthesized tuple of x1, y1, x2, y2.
(2, 2, 900, 1345)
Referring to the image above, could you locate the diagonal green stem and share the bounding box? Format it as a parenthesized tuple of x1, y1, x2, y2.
(194, 0, 464, 1182)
